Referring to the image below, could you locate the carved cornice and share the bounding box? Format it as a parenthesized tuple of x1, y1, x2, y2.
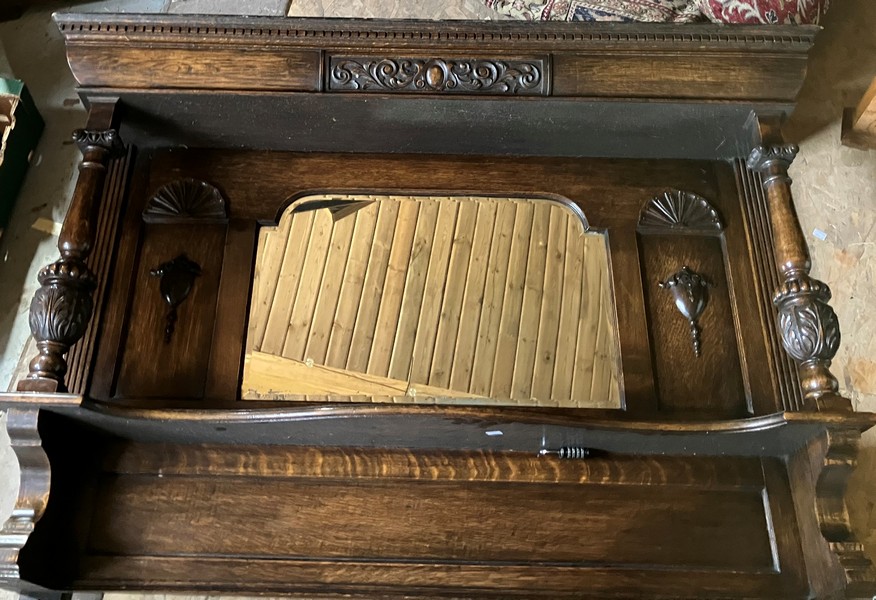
(328, 57, 547, 95)
(144, 179, 227, 223)
(55, 15, 818, 49)
(638, 190, 723, 233)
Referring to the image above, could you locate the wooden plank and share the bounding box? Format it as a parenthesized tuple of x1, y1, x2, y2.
(407, 199, 461, 387)
(304, 210, 357, 365)
(325, 202, 380, 369)
(842, 76, 876, 149)
(571, 233, 605, 404)
(387, 199, 439, 381)
(448, 201, 497, 392)
(511, 202, 551, 401)
(427, 200, 477, 389)
(258, 210, 314, 355)
(551, 216, 584, 402)
(469, 202, 516, 396)
(281, 210, 334, 360)
(531, 205, 568, 402)
(242, 352, 486, 400)
(490, 202, 534, 398)
(243, 351, 406, 397)
(346, 201, 400, 373)
(368, 200, 420, 377)
(90, 475, 775, 569)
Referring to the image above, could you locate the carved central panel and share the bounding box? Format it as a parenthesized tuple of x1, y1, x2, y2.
(243, 194, 620, 408)
(327, 56, 548, 95)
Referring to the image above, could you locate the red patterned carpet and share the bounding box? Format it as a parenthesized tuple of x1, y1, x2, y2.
(481, 0, 829, 23)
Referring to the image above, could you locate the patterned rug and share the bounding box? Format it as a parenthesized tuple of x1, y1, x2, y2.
(481, 0, 829, 23)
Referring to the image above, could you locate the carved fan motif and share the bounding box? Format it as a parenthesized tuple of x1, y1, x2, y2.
(638, 190, 723, 232)
(143, 179, 227, 222)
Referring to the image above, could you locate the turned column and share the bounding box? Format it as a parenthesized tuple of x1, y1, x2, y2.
(17, 122, 124, 393)
(747, 144, 844, 408)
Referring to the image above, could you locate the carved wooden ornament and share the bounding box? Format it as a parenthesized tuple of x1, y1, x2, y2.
(639, 190, 723, 233)
(144, 179, 227, 223)
(659, 266, 713, 357)
(328, 57, 547, 95)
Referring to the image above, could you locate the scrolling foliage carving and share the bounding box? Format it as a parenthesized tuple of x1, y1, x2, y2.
(328, 57, 547, 95)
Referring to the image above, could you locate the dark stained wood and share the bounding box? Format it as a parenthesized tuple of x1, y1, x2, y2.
(17, 100, 124, 393)
(64, 147, 134, 395)
(3, 12, 875, 600)
(639, 234, 748, 418)
(115, 224, 225, 399)
(88, 476, 773, 566)
(99, 92, 786, 160)
(205, 219, 258, 401)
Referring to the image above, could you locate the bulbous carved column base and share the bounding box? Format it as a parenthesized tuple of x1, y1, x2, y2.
(773, 274, 841, 404)
(17, 259, 96, 393)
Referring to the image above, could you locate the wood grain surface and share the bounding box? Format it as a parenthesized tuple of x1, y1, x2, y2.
(243, 195, 619, 407)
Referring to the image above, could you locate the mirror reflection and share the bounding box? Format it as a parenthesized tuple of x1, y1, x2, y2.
(243, 194, 621, 408)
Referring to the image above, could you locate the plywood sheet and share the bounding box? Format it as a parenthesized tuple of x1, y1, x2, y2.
(243, 194, 620, 408)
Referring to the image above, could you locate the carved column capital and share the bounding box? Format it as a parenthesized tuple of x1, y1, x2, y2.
(747, 144, 799, 186)
(72, 127, 124, 157)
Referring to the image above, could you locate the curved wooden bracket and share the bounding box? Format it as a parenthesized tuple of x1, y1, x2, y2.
(815, 428, 876, 598)
(0, 408, 50, 587)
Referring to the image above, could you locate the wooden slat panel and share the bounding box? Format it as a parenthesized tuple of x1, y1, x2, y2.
(257, 210, 314, 355)
(490, 202, 534, 398)
(551, 216, 584, 401)
(428, 201, 478, 389)
(326, 203, 380, 368)
(409, 200, 461, 387)
(511, 202, 550, 401)
(244, 195, 620, 408)
(387, 200, 439, 381)
(449, 201, 498, 392)
(304, 212, 357, 364)
(469, 202, 516, 396)
(281, 210, 333, 360)
(531, 205, 568, 401)
(367, 200, 419, 375)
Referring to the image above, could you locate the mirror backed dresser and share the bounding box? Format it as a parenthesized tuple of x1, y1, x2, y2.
(1, 12, 874, 600)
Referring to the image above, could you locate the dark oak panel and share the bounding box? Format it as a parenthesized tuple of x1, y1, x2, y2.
(640, 234, 748, 418)
(115, 224, 225, 398)
(66, 46, 321, 91)
(552, 53, 808, 101)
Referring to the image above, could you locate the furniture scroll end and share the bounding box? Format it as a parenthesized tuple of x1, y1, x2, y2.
(0, 408, 51, 589)
(815, 428, 876, 598)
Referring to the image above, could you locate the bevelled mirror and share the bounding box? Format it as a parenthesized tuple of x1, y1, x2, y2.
(243, 194, 621, 408)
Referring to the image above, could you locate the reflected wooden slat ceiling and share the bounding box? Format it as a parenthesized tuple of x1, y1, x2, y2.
(244, 194, 619, 407)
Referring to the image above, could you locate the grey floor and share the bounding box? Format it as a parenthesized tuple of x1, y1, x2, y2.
(0, 1, 875, 598)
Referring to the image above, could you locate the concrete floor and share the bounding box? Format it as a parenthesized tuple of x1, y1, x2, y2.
(0, 0, 874, 597)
